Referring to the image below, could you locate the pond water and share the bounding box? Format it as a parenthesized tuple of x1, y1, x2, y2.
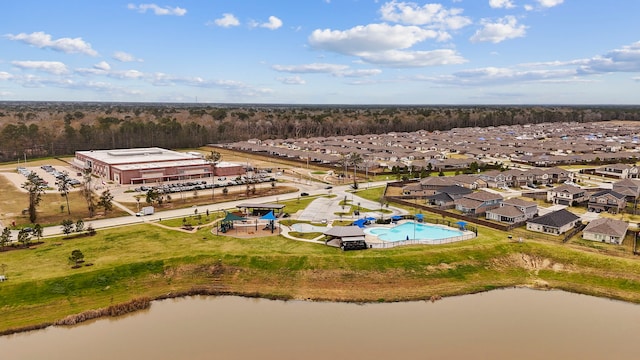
(2, 288, 640, 359)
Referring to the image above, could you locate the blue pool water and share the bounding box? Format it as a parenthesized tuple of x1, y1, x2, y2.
(364, 222, 464, 242)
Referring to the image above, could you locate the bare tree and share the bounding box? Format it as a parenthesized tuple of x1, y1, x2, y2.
(81, 169, 96, 217)
(33, 223, 43, 243)
(348, 152, 363, 189)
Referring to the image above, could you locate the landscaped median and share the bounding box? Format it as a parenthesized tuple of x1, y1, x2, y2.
(2, 223, 640, 334)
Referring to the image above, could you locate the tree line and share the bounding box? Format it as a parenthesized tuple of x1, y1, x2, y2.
(1, 102, 640, 162)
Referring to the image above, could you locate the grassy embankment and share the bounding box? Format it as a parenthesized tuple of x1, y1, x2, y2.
(3, 215, 640, 334)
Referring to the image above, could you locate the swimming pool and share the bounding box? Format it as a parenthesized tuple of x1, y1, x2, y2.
(364, 221, 464, 242)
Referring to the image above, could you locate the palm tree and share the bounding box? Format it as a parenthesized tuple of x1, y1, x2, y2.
(205, 150, 221, 199)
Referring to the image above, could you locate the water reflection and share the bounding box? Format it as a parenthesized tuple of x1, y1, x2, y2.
(2, 288, 640, 359)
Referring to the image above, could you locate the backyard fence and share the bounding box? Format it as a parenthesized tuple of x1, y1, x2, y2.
(369, 233, 476, 249)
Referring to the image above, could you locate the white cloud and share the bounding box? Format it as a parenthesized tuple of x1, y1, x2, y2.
(5, 31, 98, 56)
(147, 73, 273, 97)
(94, 61, 111, 71)
(127, 3, 187, 16)
(337, 69, 383, 77)
(432, 66, 576, 86)
(11, 60, 69, 75)
(260, 16, 283, 30)
(212, 13, 240, 28)
(524, 4, 534, 11)
(489, 0, 516, 9)
(111, 69, 145, 79)
(309, 21, 467, 67)
(578, 41, 640, 74)
(0, 72, 13, 81)
(470, 16, 527, 43)
(430, 40, 640, 87)
(272, 63, 349, 74)
(379, 1, 472, 30)
(276, 76, 306, 85)
(633, 77, 640, 82)
(309, 23, 438, 55)
(113, 51, 143, 62)
(358, 49, 466, 67)
(272, 63, 383, 77)
(537, 0, 563, 8)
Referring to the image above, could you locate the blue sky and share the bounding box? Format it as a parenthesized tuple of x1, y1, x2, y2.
(1, 0, 639, 104)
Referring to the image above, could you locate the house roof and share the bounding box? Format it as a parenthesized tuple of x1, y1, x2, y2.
(553, 184, 585, 194)
(589, 190, 626, 200)
(427, 192, 454, 202)
(454, 198, 483, 210)
(486, 205, 524, 217)
(503, 198, 537, 208)
(527, 209, 580, 228)
(324, 226, 365, 238)
(465, 190, 503, 202)
(583, 218, 629, 237)
(439, 185, 474, 196)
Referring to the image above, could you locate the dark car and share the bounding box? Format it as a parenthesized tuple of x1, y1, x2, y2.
(300, 192, 309, 196)
(324, 185, 333, 189)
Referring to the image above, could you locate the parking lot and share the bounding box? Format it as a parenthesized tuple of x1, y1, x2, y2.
(5, 164, 84, 193)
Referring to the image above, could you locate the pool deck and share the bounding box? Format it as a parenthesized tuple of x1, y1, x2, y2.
(364, 220, 475, 248)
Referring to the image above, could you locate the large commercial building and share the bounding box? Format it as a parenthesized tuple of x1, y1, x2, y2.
(73, 147, 244, 185)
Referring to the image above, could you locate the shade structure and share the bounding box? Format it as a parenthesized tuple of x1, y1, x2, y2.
(223, 212, 247, 222)
(260, 211, 277, 221)
(391, 215, 403, 221)
(365, 217, 376, 221)
(352, 218, 367, 228)
(415, 214, 424, 220)
(456, 221, 467, 230)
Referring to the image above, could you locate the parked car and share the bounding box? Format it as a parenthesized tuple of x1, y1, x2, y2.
(300, 192, 309, 196)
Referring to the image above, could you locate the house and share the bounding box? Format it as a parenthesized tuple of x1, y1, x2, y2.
(612, 178, 640, 201)
(595, 164, 638, 179)
(425, 185, 473, 207)
(546, 184, 587, 206)
(402, 182, 433, 197)
(526, 209, 580, 235)
(545, 167, 573, 183)
(486, 205, 527, 224)
(477, 170, 507, 188)
(503, 169, 534, 187)
(582, 218, 628, 245)
(587, 190, 627, 214)
(454, 191, 503, 216)
(485, 198, 538, 224)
